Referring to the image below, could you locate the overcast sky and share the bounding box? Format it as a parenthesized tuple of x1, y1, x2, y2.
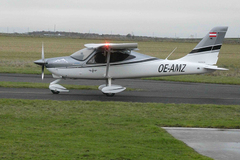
(0, 0, 239, 38)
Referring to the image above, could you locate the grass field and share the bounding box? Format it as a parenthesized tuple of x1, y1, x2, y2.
(2, 99, 240, 159)
(0, 35, 240, 84)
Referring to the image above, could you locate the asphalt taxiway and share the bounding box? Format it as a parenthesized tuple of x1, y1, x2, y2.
(0, 73, 240, 104)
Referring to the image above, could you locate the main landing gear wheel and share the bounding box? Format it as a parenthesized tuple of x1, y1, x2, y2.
(106, 93, 115, 97)
(102, 92, 115, 97)
(51, 90, 60, 94)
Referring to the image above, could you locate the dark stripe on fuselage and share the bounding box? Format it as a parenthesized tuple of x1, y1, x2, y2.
(47, 58, 159, 69)
(190, 44, 222, 54)
(212, 45, 221, 50)
(86, 58, 159, 68)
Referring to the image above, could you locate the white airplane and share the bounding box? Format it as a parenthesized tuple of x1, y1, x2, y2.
(34, 26, 228, 96)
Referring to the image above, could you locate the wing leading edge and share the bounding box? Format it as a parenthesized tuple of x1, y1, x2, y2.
(84, 43, 138, 50)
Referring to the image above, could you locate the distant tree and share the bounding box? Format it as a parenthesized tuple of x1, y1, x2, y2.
(126, 34, 132, 38)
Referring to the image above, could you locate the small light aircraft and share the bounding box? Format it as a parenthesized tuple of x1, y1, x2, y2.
(34, 26, 228, 96)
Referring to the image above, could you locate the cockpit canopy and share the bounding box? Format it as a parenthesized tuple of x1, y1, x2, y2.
(70, 48, 94, 61)
(88, 49, 133, 64)
(71, 47, 135, 63)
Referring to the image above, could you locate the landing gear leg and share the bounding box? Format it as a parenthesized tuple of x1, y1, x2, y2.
(49, 79, 69, 94)
(98, 48, 125, 96)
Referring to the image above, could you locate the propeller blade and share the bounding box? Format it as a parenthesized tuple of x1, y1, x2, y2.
(41, 65, 44, 80)
(41, 42, 45, 80)
(42, 42, 45, 61)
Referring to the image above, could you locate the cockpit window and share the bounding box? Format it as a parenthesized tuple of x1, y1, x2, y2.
(70, 48, 94, 61)
(87, 49, 134, 64)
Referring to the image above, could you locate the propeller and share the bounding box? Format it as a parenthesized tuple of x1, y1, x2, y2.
(42, 65, 44, 80)
(41, 42, 45, 80)
(34, 42, 47, 80)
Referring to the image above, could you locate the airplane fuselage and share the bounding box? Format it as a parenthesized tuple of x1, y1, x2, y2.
(47, 57, 212, 79)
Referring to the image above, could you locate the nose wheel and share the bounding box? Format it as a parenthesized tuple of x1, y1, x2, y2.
(49, 79, 69, 94)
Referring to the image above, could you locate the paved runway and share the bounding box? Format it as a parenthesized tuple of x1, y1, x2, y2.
(0, 73, 240, 104)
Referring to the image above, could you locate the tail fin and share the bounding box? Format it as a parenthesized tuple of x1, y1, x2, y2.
(178, 26, 228, 65)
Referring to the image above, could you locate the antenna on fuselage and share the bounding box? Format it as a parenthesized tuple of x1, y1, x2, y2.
(165, 47, 177, 60)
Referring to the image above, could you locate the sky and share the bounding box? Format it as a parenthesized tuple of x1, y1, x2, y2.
(0, 0, 239, 38)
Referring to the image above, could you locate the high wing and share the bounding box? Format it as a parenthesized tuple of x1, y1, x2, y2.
(84, 43, 138, 50)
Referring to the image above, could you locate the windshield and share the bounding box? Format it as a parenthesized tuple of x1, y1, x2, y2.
(87, 49, 133, 64)
(70, 48, 94, 61)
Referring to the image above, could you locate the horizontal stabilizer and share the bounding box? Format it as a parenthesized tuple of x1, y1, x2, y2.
(204, 66, 228, 71)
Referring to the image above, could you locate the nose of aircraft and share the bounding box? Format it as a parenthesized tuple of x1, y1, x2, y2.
(34, 59, 47, 66)
(34, 59, 48, 80)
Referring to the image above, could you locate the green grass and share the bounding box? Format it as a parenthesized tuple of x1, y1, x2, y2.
(3, 99, 240, 159)
(0, 35, 240, 84)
